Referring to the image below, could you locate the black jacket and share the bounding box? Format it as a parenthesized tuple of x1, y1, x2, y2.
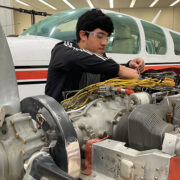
(45, 41, 119, 102)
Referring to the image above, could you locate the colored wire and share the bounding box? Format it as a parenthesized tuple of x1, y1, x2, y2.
(61, 77, 175, 110)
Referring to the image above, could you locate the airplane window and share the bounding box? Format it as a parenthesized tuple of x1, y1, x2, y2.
(21, 9, 140, 54)
(170, 32, 180, 55)
(106, 14, 140, 54)
(141, 21, 167, 55)
(21, 9, 88, 41)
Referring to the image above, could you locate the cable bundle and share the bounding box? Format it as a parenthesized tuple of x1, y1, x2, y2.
(61, 77, 175, 110)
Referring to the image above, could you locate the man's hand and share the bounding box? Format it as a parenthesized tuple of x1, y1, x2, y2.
(118, 65, 139, 79)
(129, 57, 145, 73)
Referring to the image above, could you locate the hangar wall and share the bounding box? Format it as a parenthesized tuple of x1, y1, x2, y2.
(119, 7, 180, 32)
(14, 7, 180, 35)
(13, 12, 45, 34)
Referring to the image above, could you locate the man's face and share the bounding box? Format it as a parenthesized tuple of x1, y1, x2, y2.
(81, 28, 109, 55)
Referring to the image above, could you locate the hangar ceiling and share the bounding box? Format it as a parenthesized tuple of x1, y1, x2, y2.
(12, 0, 180, 14)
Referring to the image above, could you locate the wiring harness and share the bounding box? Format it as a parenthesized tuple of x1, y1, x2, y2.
(61, 77, 175, 110)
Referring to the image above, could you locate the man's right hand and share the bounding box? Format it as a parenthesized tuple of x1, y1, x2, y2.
(129, 57, 145, 73)
(118, 65, 139, 79)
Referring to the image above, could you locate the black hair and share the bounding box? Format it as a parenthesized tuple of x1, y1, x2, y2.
(76, 8, 114, 42)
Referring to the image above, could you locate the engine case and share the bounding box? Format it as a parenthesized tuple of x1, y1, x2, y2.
(0, 112, 45, 180)
(69, 96, 130, 150)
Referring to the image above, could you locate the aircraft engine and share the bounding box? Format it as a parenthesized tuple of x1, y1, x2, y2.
(20, 70, 180, 179)
(1, 73, 180, 180)
(58, 71, 180, 153)
(64, 87, 180, 153)
(68, 92, 152, 151)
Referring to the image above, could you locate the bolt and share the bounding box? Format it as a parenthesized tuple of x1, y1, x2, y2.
(16, 133, 19, 138)
(78, 123, 85, 130)
(22, 138, 26, 144)
(90, 132, 96, 138)
(21, 150, 25, 155)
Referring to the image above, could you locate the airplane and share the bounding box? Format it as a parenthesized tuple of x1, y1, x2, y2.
(6, 8, 180, 100)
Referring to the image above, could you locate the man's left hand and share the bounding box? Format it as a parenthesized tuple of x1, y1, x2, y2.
(129, 57, 145, 73)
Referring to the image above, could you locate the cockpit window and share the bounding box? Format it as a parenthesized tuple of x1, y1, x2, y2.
(141, 20, 167, 55)
(21, 9, 88, 41)
(21, 9, 140, 54)
(106, 13, 140, 54)
(170, 31, 180, 55)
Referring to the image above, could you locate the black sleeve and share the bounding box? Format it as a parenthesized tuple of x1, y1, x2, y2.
(50, 42, 119, 77)
(126, 60, 132, 67)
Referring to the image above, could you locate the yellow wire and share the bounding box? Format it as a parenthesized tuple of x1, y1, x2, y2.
(61, 77, 175, 110)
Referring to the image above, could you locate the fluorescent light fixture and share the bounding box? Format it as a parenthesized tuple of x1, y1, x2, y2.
(149, 0, 159, 7)
(170, 0, 180, 6)
(130, 0, 136, 8)
(63, 0, 75, 9)
(38, 0, 57, 10)
(109, 0, 114, 8)
(87, 0, 94, 8)
(16, 0, 30, 6)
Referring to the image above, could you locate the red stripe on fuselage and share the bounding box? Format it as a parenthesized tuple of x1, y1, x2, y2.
(145, 64, 180, 70)
(15, 64, 180, 81)
(145, 65, 180, 74)
(16, 70, 48, 80)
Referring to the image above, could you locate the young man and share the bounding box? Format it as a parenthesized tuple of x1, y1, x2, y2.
(45, 9, 145, 102)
